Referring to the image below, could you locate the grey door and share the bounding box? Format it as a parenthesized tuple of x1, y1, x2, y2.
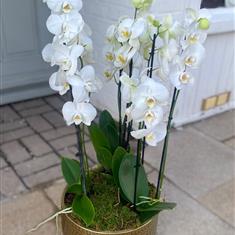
(0, 0, 54, 105)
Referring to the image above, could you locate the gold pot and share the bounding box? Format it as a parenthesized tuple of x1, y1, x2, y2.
(61, 213, 158, 235)
(61, 189, 158, 235)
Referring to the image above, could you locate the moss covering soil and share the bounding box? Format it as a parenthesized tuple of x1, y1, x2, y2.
(65, 170, 156, 232)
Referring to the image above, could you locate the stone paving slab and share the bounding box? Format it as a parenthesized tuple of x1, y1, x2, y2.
(26, 115, 53, 132)
(224, 137, 235, 150)
(0, 157, 8, 169)
(0, 119, 27, 133)
(192, 110, 235, 141)
(0, 106, 20, 122)
(15, 153, 60, 177)
(21, 134, 52, 157)
(198, 178, 235, 227)
(19, 104, 52, 118)
(1, 141, 31, 164)
(148, 171, 235, 235)
(0, 191, 56, 235)
(44, 180, 66, 209)
(23, 165, 62, 188)
(0, 167, 26, 197)
(145, 127, 235, 199)
(0, 127, 34, 144)
(43, 111, 65, 128)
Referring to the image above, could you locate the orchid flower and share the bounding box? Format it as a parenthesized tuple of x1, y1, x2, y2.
(119, 71, 140, 103)
(43, 0, 83, 14)
(130, 105, 164, 128)
(132, 76, 169, 110)
(42, 43, 84, 75)
(131, 123, 167, 146)
(117, 18, 146, 46)
(68, 65, 102, 94)
(181, 43, 205, 68)
(46, 11, 84, 42)
(49, 70, 70, 95)
(169, 59, 194, 90)
(114, 44, 137, 68)
(62, 101, 97, 126)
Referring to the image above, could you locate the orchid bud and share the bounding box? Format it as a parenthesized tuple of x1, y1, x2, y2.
(198, 18, 210, 30)
(132, 0, 154, 10)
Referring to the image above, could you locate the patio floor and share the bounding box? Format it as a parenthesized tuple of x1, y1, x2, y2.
(0, 95, 234, 235)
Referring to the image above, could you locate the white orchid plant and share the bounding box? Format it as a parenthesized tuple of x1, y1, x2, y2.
(38, 0, 210, 229)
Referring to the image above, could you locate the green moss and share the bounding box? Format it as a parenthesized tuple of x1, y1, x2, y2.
(67, 170, 155, 232)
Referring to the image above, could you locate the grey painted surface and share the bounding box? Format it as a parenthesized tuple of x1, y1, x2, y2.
(0, 0, 55, 105)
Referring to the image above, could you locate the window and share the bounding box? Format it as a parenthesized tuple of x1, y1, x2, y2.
(201, 0, 225, 8)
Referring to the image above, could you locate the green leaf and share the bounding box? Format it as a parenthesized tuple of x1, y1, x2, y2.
(61, 158, 81, 186)
(102, 124, 119, 153)
(137, 201, 176, 223)
(112, 147, 127, 186)
(118, 154, 149, 204)
(67, 183, 82, 195)
(96, 147, 113, 169)
(99, 111, 119, 153)
(72, 195, 95, 226)
(137, 201, 177, 212)
(99, 110, 117, 132)
(138, 210, 159, 223)
(89, 123, 111, 152)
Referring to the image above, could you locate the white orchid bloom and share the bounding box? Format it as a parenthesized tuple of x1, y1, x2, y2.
(114, 44, 137, 68)
(117, 18, 146, 45)
(106, 25, 117, 44)
(68, 65, 102, 93)
(49, 70, 70, 95)
(181, 43, 205, 68)
(46, 12, 84, 41)
(131, 123, 167, 146)
(168, 59, 194, 89)
(130, 105, 164, 128)
(43, 0, 82, 14)
(132, 76, 169, 110)
(62, 101, 97, 126)
(104, 45, 116, 63)
(180, 27, 207, 49)
(103, 66, 116, 81)
(42, 43, 84, 75)
(119, 72, 140, 103)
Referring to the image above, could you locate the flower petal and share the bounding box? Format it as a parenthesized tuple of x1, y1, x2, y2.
(62, 101, 76, 126)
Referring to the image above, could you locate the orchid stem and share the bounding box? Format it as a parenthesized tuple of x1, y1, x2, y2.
(142, 33, 157, 164)
(155, 88, 180, 199)
(118, 70, 123, 145)
(75, 125, 87, 195)
(134, 123, 142, 208)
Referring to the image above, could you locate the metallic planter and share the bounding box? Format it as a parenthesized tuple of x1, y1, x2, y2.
(61, 212, 158, 235)
(61, 187, 158, 235)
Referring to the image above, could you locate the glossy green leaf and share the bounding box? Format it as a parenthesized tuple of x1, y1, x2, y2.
(118, 154, 149, 204)
(72, 195, 95, 226)
(67, 183, 82, 195)
(96, 147, 113, 169)
(89, 123, 111, 151)
(61, 158, 81, 186)
(112, 147, 127, 186)
(99, 110, 117, 132)
(137, 201, 176, 223)
(102, 124, 119, 153)
(137, 201, 176, 212)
